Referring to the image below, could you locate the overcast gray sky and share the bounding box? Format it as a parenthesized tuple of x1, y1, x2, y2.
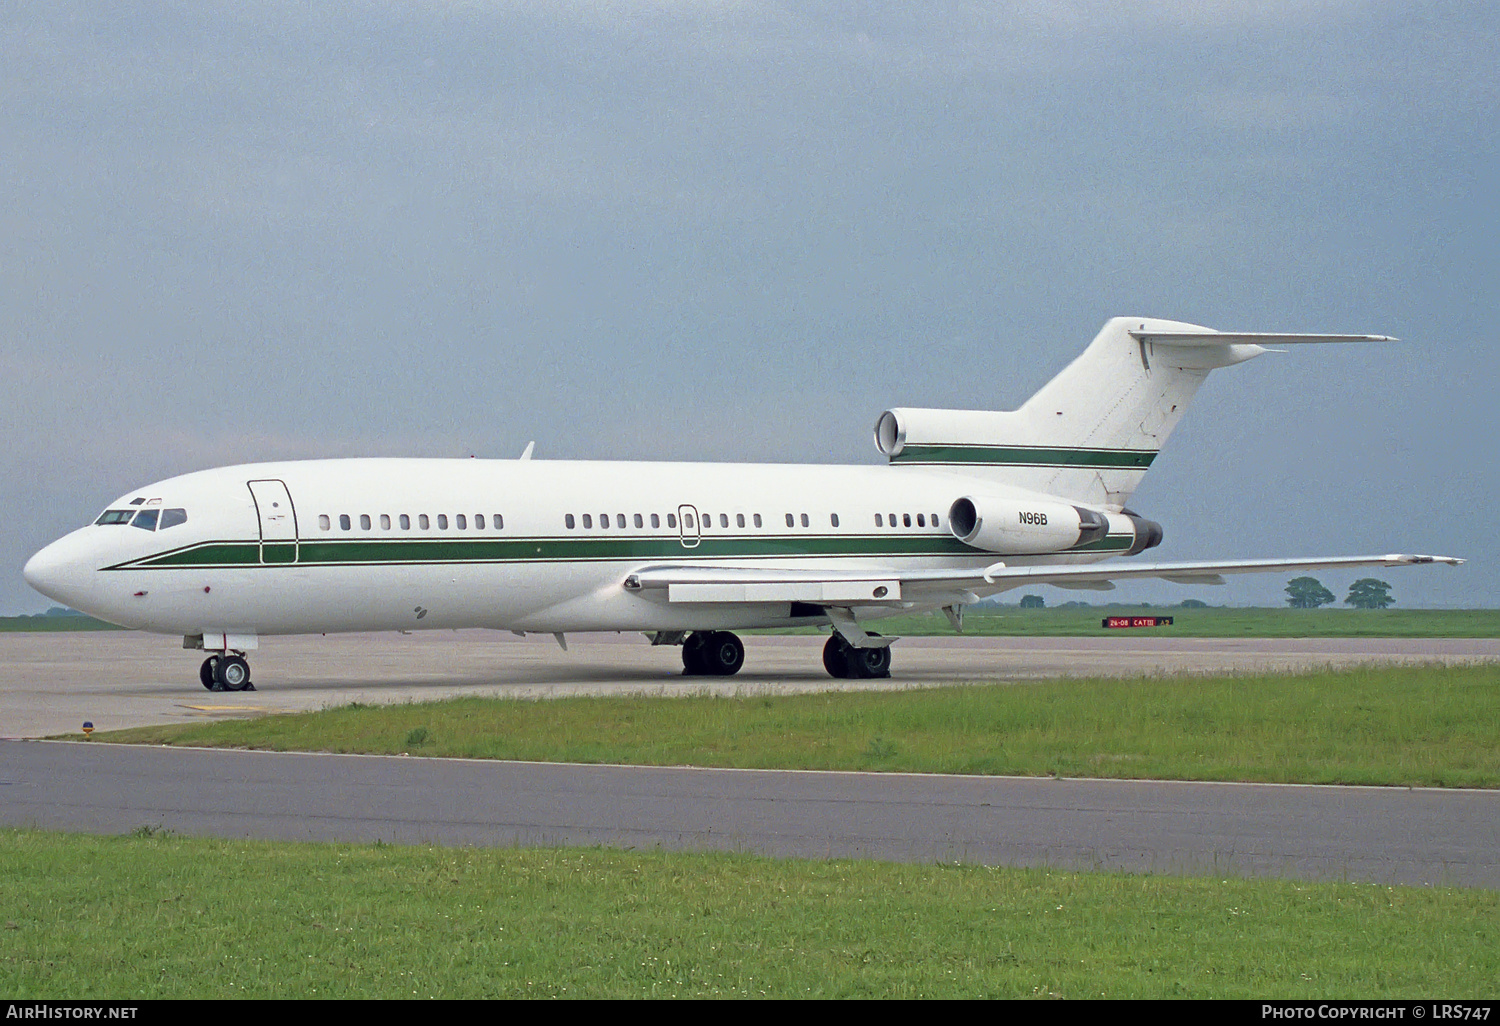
(3, 1, 1495, 613)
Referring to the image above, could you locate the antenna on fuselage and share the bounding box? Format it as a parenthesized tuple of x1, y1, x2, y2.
(519, 441, 535, 461)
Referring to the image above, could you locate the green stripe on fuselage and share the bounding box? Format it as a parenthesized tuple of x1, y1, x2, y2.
(890, 445, 1156, 468)
(111, 532, 1134, 570)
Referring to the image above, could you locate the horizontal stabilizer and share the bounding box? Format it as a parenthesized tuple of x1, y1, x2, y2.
(1128, 331, 1397, 347)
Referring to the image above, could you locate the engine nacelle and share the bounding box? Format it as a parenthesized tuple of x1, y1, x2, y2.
(948, 496, 1110, 554)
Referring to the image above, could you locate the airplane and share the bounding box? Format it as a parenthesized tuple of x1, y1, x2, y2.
(23, 316, 1462, 692)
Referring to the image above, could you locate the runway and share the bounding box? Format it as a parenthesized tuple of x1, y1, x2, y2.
(3, 629, 1497, 738)
(3, 739, 1496, 888)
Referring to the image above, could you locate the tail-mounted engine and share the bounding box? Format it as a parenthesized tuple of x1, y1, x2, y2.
(947, 496, 1162, 556)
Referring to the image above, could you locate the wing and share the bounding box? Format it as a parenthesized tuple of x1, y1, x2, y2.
(624, 553, 1463, 604)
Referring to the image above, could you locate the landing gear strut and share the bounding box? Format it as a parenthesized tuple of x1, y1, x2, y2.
(823, 633, 892, 679)
(682, 631, 745, 676)
(200, 654, 254, 692)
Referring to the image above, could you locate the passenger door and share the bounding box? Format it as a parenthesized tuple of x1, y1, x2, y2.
(247, 479, 298, 564)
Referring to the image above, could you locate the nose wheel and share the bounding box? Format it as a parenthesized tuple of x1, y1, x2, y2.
(200, 654, 254, 691)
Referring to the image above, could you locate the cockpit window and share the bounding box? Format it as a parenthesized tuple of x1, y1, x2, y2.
(95, 510, 135, 525)
(159, 508, 188, 530)
(131, 509, 159, 531)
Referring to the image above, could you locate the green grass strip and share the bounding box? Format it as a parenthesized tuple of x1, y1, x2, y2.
(2, 829, 1495, 998)
(100, 665, 1500, 788)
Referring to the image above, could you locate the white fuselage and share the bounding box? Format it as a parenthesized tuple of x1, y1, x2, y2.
(23, 457, 1131, 639)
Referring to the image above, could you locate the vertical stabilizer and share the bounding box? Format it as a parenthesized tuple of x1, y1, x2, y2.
(875, 317, 1273, 508)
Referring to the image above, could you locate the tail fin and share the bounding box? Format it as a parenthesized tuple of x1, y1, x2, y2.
(875, 317, 1390, 509)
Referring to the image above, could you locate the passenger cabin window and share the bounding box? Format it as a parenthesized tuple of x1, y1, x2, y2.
(785, 513, 794, 527)
(131, 509, 158, 531)
(650, 513, 660, 528)
(617, 514, 626, 529)
(360, 514, 372, 530)
(419, 514, 430, 530)
(437, 514, 449, 529)
(753, 514, 762, 528)
(800, 513, 809, 527)
(634, 513, 644, 528)
(400, 514, 411, 530)
(565, 514, 576, 529)
(719, 514, 729, 528)
(875, 514, 883, 527)
(667, 513, 677, 528)
(456, 514, 467, 530)
(830, 513, 840, 527)
(582, 514, 593, 528)
(95, 510, 135, 526)
(340, 514, 352, 531)
(475, 514, 485, 530)
(159, 508, 187, 530)
(494, 514, 504, 529)
(736, 513, 745, 528)
(903, 514, 911, 527)
(318, 514, 331, 531)
(380, 514, 391, 530)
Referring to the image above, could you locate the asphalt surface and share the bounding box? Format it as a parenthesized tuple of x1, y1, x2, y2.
(3, 739, 1496, 888)
(3, 630, 1497, 888)
(5, 629, 1498, 738)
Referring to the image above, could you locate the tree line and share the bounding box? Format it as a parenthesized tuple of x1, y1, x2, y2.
(1285, 577, 1394, 609)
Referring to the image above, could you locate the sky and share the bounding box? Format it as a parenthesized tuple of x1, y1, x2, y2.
(2, 0, 1496, 613)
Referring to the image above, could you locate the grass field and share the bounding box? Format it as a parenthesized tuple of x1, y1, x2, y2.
(3, 829, 1494, 999)
(99, 664, 1500, 788)
(0, 615, 121, 632)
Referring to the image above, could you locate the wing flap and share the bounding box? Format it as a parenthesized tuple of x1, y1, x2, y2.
(667, 580, 901, 604)
(626, 554, 1461, 602)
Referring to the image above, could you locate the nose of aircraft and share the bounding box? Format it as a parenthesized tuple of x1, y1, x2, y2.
(24, 536, 82, 606)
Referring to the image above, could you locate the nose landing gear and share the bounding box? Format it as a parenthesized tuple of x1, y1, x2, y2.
(199, 654, 254, 692)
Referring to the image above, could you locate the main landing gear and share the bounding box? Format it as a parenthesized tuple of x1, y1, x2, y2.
(199, 654, 255, 692)
(823, 633, 892, 679)
(681, 631, 745, 676)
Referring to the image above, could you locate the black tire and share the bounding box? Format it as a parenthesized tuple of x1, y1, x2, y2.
(824, 633, 892, 679)
(822, 635, 851, 678)
(215, 655, 251, 692)
(682, 632, 709, 676)
(701, 632, 744, 676)
(199, 657, 219, 691)
(848, 637, 892, 679)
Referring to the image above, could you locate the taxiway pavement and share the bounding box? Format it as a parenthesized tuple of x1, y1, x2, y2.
(3, 739, 1495, 888)
(3, 630, 1497, 738)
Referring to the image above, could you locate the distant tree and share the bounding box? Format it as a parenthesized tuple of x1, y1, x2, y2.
(1019, 594, 1045, 609)
(1286, 577, 1335, 609)
(1179, 598, 1208, 608)
(1345, 578, 1394, 609)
